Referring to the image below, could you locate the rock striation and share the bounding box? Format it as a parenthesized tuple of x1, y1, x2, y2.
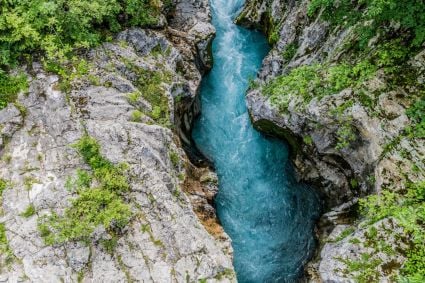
(0, 0, 236, 282)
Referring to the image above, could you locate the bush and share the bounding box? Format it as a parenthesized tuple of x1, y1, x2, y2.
(0, 0, 170, 68)
(38, 135, 132, 245)
(359, 181, 425, 281)
(263, 60, 376, 112)
(308, 0, 425, 48)
(21, 204, 36, 218)
(0, 72, 28, 110)
(0, 223, 14, 267)
(281, 43, 298, 61)
(0, 179, 7, 196)
(406, 96, 425, 139)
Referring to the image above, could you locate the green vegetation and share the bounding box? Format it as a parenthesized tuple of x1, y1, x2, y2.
(131, 110, 143, 122)
(44, 58, 91, 93)
(126, 91, 141, 105)
(0, 223, 15, 268)
(21, 204, 36, 218)
(267, 20, 281, 45)
(338, 253, 382, 282)
(38, 135, 132, 245)
(0, 179, 7, 196)
(281, 43, 298, 61)
(0, 72, 28, 110)
(23, 176, 40, 190)
(122, 61, 172, 127)
(169, 150, 180, 167)
(214, 268, 235, 280)
(331, 227, 355, 242)
(0, 0, 170, 68)
(100, 236, 118, 254)
(0, 0, 173, 102)
(406, 96, 425, 139)
(134, 67, 171, 127)
(263, 60, 377, 112)
(335, 122, 356, 150)
(308, 0, 425, 48)
(357, 181, 425, 281)
(303, 135, 313, 146)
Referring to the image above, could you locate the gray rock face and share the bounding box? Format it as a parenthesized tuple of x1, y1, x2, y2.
(239, 0, 425, 281)
(167, 0, 216, 164)
(317, 218, 408, 283)
(0, 0, 235, 282)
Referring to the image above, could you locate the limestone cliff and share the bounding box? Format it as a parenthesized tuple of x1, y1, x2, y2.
(238, 0, 425, 281)
(0, 0, 236, 281)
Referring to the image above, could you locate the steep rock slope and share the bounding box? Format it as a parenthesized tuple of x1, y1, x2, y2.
(0, 1, 236, 282)
(238, 0, 425, 281)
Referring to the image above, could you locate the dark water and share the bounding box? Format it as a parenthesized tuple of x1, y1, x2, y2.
(192, 0, 321, 281)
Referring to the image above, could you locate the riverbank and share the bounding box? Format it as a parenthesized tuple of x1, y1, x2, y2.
(238, 0, 425, 281)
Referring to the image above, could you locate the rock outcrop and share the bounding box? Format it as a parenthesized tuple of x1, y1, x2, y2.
(0, 0, 236, 281)
(238, 0, 425, 281)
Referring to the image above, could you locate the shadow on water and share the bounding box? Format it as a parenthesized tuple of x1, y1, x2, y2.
(192, 0, 321, 281)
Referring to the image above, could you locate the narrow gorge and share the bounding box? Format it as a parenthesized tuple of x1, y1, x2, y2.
(0, 0, 424, 282)
(192, 0, 319, 281)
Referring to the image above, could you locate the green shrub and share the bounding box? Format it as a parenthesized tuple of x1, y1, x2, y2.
(406, 96, 425, 139)
(359, 181, 425, 280)
(303, 135, 313, 145)
(332, 227, 355, 242)
(335, 122, 356, 150)
(169, 150, 179, 167)
(38, 135, 132, 245)
(0, 0, 169, 68)
(338, 253, 382, 282)
(264, 64, 321, 111)
(0, 223, 14, 267)
(308, 0, 425, 48)
(0, 179, 7, 196)
(21, 204, 36, 218)
(263, 60, 376, 112)
(0, 72, 28, 110)
(268, 21, 282, 45)
(129, 64, 171, 127)
(126, 91, 141, 105)
(131, 110, 143, 122)
(281, 43, 298, 61)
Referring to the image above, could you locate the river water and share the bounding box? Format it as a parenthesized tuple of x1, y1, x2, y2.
(192, 0, 320, 281)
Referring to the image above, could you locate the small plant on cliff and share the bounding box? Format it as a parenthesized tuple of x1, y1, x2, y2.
(0, 179, 7, 196)
(21, 204, 36, 218)
(281, 43, 298, 61)
(0, 72, 28, 110)
(38, 135, 132, 245)
(126, 62, 172, 127)
(358, 181, 425, 281)
(406, 96, 425, 139)
(0, 223, 15, 268)
(335, 122, 356, 150)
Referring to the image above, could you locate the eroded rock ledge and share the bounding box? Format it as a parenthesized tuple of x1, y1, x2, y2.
(0, 0, 236, 281)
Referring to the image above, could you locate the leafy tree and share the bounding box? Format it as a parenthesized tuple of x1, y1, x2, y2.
(308, 0, 425, 48)
(0, 0, 170, 67)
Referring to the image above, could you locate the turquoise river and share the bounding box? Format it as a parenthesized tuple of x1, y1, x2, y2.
(192, 0, 321, 281)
